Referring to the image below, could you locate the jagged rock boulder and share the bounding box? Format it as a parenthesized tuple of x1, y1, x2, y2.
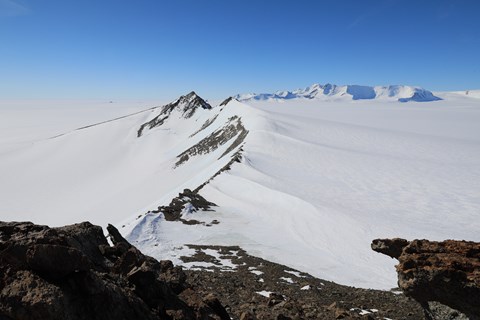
(372, 238, 480, 320)
(0, 221, 230, 320)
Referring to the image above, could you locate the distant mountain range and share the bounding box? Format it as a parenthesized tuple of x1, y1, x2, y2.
(235, 83, 442, 102)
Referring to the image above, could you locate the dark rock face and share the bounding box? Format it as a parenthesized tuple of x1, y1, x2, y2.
(372, 238, 480, 319)
(0, 221, 229, 320)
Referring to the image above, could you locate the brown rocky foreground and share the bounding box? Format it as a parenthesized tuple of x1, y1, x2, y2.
(3, 220, 475, 320)
(0, 221, 229, 320)
(372, 238, 480, 320)
(179, 244, 426, 319)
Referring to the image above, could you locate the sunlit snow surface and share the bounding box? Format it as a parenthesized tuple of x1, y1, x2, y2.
(0, 92, 479, 290)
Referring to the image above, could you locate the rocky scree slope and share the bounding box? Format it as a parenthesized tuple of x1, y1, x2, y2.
(181, 244, 427, 320)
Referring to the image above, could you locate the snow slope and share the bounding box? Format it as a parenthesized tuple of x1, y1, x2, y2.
(235, 83, 441, 102)
(435, 89, 480, 101)
(0, 93, 240, 226)
(0, 99, 163, 154)
(1, 91, 479, 290)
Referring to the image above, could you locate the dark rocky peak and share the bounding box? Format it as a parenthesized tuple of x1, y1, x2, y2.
(137, 91, 212, 137)
(179, 91, 211, 108)
(174, 91, 212, 119)
(372, 238, 480, 319)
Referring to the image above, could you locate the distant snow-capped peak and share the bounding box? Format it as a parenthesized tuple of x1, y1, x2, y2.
(235, 83, 441, 102)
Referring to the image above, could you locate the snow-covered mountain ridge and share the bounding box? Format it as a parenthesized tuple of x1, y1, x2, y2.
(235, 83, 441, 102)
(1, 90, 479, 290)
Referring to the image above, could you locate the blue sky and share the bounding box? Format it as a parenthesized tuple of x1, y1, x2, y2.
(1, 0, 479, 100)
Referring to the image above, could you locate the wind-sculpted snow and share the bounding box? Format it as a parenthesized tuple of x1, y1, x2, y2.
(235, 83, 441, 102)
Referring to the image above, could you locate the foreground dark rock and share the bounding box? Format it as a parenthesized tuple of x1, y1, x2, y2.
(372, 238, 480, 320)
(0, 221, 229, 320)
(4, 220, 463, 320)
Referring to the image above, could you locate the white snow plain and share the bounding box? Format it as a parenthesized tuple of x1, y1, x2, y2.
(0, 91, 479, 290)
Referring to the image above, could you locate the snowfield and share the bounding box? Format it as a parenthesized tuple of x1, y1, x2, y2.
(0, 89, 479, 290)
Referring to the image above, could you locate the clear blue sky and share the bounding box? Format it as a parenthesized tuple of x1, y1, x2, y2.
(1, 0, 479, 100)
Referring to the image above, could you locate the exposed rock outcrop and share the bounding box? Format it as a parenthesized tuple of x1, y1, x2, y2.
(0, 221, 229, 320)
(149, 189, 217, 225)
(219, 97, 234, 106)
(372, 238, 480, 320)
(175, 116, 248, 167)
